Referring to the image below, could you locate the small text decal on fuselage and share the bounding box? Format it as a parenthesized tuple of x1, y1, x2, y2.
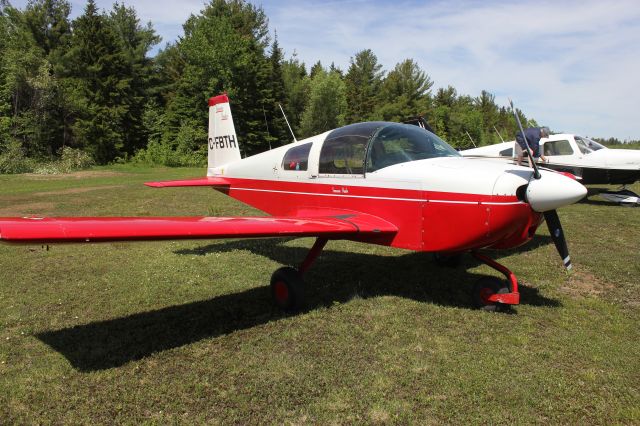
(209, 135, 237, 149)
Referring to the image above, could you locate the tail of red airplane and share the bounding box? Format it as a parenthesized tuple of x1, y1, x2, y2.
(207, 94, 241, 175)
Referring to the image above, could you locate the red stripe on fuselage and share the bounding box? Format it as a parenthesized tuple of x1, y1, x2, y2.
(211, 177, 542, 252)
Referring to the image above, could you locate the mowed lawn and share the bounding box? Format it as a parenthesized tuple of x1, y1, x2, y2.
(0, 165, 638, 424)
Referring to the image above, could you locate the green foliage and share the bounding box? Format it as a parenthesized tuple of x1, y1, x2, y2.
(345, 49, 383, 122)
(131, 119, 206, 167)
(162, 0, 272, 156)
(264, 34, 290, 147)
(32, 146, 95, 174)
(281, 53, 309, 135)
(595, 137, 640, 146)
(367, 58, 434, 130)
(0, 0, 157, 165)
(299, 68, 347, 137)
(131, 139, 206, 167)
(0, 0, 629, 170)
(0, 143, 93, 177)
(58, 145, 95, 170)
(0, 139, 35, 173)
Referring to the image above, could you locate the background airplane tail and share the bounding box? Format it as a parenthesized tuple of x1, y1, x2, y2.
(207, 94, 241, 174)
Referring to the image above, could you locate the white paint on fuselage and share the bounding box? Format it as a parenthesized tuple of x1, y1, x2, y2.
(209, 134, 537, 197)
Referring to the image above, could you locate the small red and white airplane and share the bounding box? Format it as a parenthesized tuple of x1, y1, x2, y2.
(0, 94, 587, 311)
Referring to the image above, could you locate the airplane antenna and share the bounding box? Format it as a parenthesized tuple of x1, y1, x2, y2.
(493, 125, 505, 143)
(465, 131, 477, 147)
(509, 99, 541, 179)
(279, 103, 297, 143)
(262, 105, 272, 150)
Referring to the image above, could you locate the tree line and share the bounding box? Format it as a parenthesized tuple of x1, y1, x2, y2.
(1, 0, 583, 173)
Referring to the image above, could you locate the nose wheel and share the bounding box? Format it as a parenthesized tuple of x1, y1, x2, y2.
(472, 276, 511, 311)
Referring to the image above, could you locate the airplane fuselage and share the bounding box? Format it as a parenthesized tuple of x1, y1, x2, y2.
(209, 126, 550, 253)
(462, 134, 640, 185)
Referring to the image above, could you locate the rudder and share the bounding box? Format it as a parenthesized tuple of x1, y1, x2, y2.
(208, 94, 241, 175)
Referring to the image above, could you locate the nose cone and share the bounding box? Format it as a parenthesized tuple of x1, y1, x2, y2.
(526, 171, 587, 212)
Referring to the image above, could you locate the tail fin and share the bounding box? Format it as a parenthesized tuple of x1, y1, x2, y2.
(208, 94, 241, 174)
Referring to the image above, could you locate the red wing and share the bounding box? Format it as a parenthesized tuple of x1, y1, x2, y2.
(0, 214, 397, 244)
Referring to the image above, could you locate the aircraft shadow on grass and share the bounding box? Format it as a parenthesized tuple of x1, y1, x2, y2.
(37, 236, 559, 372)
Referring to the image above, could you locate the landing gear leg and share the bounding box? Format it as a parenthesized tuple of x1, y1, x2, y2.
(471, 252, 520, 311)
(270, 238, 328, 312)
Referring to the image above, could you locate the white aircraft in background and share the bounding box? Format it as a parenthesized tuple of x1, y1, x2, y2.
(462, 133, 640, 205)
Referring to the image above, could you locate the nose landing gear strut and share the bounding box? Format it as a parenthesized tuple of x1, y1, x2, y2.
(471, 252, 520, 311)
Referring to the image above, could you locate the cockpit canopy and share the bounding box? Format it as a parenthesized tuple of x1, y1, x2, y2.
(574, 135, 605, 154)
(314, 122, 460, 175)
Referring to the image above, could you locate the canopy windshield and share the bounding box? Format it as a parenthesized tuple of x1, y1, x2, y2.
(574, 135, 606, 154)
(367, 123, 460, 172)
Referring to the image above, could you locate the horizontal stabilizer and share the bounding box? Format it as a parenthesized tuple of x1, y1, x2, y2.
(0, 213, 397, 244)
(144, 177, 230, 188)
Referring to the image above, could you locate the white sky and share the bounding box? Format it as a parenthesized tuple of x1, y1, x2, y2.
(9, 0, 640, 140)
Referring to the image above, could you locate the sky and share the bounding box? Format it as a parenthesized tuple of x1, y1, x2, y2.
(9, 0, 640, 140)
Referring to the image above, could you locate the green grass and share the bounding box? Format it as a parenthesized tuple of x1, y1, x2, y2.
(1, 166, 638, 424)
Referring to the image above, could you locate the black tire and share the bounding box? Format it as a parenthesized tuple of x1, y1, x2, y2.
(472, 276, 510, 312)
(433, 252, 462, 268)
(270, 267, 305, 312)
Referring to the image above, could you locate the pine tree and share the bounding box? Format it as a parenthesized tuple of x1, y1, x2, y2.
(22, 0, 72, 156)
(474, 90, 500, 145)
(309, 61, 323, 79)
(374, 59, 433, 122)
(108, 3, 160, 154)
(65, 0, 131, 162)
(264, 33, 290, 146)
(281, 52, 308, 135)
(344, 49, 383, 122)
(164, 0, 272, 156)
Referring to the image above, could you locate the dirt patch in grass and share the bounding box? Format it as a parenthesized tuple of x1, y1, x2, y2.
(32, 185, 124, 197)
(0, 202, 56, 215)
(561, 270, 615, 299)
(24, 170, 130, 180)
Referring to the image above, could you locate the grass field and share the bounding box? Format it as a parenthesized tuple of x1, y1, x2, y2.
(1, 165, 638, 424)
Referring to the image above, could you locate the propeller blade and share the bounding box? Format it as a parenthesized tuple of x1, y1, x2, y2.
(544, 210, 572, 270)
(509, 98, 541, 179)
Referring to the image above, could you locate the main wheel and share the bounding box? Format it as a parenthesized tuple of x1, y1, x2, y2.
(270, 267, 305, 312)
(472, 276, 510, 312)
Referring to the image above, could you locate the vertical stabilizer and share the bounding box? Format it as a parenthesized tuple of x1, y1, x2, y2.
(208, 94, 241, 174)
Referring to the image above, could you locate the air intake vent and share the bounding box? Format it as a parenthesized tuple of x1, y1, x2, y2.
(516, 184, 528, 202)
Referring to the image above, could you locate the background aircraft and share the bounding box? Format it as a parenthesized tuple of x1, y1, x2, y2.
(0, 95, 587, 311)
(462, 134, 640, 205)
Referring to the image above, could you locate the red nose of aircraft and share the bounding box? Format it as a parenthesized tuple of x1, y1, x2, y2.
(525, 170, 587, 212)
